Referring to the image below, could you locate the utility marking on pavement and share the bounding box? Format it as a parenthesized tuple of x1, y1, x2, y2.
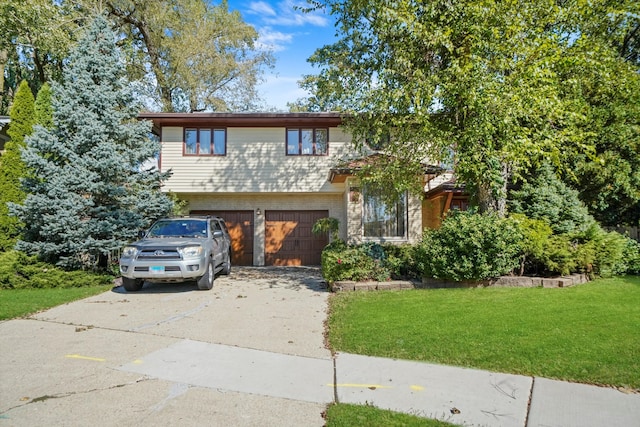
(328, 383, 394, 389)
(65, 354, 106, 362)
(132, 359, 144, 364)
(410, 385, 425, 391)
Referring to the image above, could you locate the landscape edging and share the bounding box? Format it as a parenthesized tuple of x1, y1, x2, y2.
(331, 273, 590, 292)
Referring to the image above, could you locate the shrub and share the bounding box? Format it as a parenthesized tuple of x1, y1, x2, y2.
(619, 238, 640, 275)
(573, 225, 632, 277)
(382, 244, 419, 279)
(0, 250, 114, 290)
(414, 210, 523, 281)
(321, 240, 390, 284)
(509, 214, 554, 275)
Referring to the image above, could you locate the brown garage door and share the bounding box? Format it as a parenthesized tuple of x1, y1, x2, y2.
(265, 210, 328, 266)
(190, 210, 254, 266)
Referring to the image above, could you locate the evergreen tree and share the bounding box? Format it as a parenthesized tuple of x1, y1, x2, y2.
(509, 163, 595, 235)
(11, 16, 172, 269)
(34, 82, 53, 129)
(0, 80, 34, 251)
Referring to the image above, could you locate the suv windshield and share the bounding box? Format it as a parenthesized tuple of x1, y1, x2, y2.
(147, 219, 208, 238)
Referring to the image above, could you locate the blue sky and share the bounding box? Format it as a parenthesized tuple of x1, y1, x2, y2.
(226, 0, 337, 110)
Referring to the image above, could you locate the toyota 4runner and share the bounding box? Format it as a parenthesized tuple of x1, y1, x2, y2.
(119, 216, 232, 291)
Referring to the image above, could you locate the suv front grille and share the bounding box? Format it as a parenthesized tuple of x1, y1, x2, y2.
(137, 249, 181, 260)
(134, 266, 181, 272)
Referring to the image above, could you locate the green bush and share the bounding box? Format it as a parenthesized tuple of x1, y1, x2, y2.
(619, 238, 640, 275)
(0, 250, 114, 289)
(414, 210, 523, 281)
(382, 243, 419, 279)
(320, 241, 420, 284)
(574, 225, 633, 277)
(321, 240, 390, 284)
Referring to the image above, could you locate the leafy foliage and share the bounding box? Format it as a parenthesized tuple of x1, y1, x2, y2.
(414, 210, 523, 281)
(312, 217, 340, 242)
(508, 163, 633, 277)
(11, 16, 172, 269)
(94, 0, 274, 112)
(0, 250, 113, 289)
(0, 0, 76, 113)
(0, 80, 34, 251)
(302, 0, 640, 215)
(34, 82, 53, 129)
(321, 240, 389, 284)
(321, 240, 420, 285)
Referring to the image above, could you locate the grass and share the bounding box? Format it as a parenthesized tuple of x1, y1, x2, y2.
(324, 403, 459, 427)
(0, 285, 113, 320)
(327, 276, 640, 390)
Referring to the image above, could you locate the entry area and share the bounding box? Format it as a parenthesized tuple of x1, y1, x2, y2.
(265, 210, 328, 266)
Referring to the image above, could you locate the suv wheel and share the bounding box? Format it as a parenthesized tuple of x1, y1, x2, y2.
(197, 260, 214, 290)
(122, 277, 143, 292)
(221, 251, 231, 275)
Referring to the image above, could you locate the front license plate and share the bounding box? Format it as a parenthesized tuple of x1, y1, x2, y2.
(150, 266, 165, 273)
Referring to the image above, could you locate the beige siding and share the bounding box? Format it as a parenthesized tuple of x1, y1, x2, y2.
(160, 126, 352, 194)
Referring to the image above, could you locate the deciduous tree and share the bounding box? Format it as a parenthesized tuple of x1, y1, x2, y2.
(0, 0, 76, 113)
(90, 0, 274, 112)
(303, 0, 640, 216)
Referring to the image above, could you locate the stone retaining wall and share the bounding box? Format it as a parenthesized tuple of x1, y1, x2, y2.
(331, 273, 590, 292)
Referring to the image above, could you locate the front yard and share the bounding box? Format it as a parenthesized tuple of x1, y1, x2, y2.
(327, 275, 640, 391)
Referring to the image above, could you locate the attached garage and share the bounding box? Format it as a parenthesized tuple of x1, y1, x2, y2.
(190, 210, 254, 266)
(265, 210, 328, 266)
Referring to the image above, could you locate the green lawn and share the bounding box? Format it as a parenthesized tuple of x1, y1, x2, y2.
(0, 285, 113, 320)
(327, 276, 640, 390)
(324, 403, 458, 427)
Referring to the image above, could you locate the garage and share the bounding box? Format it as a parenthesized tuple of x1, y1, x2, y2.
(265, 210, 328, 266)
(190, 210, 254, 266)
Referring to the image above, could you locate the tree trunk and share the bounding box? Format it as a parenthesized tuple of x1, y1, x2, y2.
(476, 162, 510, 217)
(0, 49, 7, 113)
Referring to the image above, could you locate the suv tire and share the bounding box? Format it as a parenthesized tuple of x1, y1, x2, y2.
(197, 260, 214, 290)
(123, 277, 143, 292)
(221, 251, 231, 275)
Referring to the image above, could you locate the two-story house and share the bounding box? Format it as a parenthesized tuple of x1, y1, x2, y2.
(141, 112, 466, 267)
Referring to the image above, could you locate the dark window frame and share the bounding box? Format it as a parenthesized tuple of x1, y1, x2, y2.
(286, 128, 329, 156)
(183, 127, 227, 156)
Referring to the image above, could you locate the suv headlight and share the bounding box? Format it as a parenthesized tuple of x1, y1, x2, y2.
(121, 246, 138, 258)
(179, 246, 203, 258)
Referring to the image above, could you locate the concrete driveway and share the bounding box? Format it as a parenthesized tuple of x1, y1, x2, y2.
(0, 267, 331, 427)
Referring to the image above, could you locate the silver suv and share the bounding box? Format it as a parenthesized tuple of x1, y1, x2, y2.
(119, 216, 232, 291)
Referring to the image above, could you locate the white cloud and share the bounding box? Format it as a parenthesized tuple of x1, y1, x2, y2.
(256, 27, 293, 52)
(247, 1, 277, 17)
(248, 0, 328, 28)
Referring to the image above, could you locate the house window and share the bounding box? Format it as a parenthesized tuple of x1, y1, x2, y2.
(363, 186, 407, 238)
(287, 128, 328, 155)
(184, 128, 226, 155)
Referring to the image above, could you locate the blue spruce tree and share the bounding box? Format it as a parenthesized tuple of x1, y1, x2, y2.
(11, 16, 172, 269)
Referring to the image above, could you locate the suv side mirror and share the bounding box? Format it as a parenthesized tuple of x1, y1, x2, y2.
(213, 230, 223, 238)
(138, 230, 146, 239)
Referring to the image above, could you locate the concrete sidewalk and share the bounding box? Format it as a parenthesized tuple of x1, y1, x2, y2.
(117, 339, 640, 427)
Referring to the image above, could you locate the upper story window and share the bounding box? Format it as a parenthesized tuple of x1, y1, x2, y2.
(184, 128, 226, 156)
(363, 186, 407, 239)
(287, 128, 328, 156)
